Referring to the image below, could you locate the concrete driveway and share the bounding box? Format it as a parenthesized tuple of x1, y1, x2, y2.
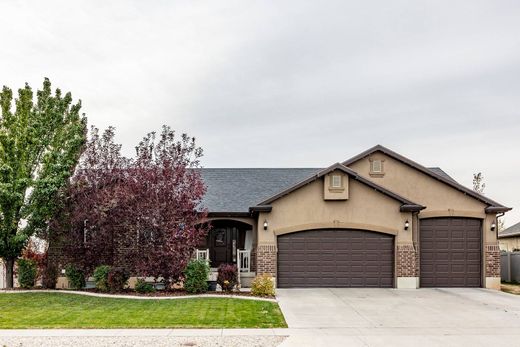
(276, 288, 520, 346)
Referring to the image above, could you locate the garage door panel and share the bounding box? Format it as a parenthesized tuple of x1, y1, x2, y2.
(277, 229, 394, 288)
(420, 218, 481, 288)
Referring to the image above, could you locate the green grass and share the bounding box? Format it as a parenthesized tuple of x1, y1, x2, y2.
(0, 293, 287, 329)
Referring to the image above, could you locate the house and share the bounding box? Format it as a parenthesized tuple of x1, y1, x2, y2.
(197, 145, 510, 289)
(498, 222, 520, 252)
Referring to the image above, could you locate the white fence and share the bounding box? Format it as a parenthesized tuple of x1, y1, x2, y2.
(0, 260, 5, 289)
(196, 249, 210, 262)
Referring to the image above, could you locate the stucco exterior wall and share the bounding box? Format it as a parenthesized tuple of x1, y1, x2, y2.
(348, 153, 487, 217)
(257, 176, 411, 245)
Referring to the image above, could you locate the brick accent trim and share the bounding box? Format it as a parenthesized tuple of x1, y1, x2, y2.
(485, 244, 500, 278)
(396, 243, 418, 277)
(256, 244, 277, 277)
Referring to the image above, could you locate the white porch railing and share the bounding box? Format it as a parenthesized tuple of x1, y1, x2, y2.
(238, 249, 251, 273)
(196, 249, 210, 262)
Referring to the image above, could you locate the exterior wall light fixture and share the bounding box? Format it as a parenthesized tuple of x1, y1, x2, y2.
(263, 220, 268, 231)
(490, 222, 496, 232)
(404, 220, 409, 231)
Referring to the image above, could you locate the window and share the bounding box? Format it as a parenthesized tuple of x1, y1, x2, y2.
(369, 159, 385, 176)
(331, 174, 342, 188)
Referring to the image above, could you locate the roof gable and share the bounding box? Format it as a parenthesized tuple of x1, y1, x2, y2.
(256, 163, 424, 212)
(342, 145, 510, 212)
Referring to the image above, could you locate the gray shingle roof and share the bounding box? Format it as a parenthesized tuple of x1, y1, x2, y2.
(428, 167, 457, 183)
(198, 166, 454, 213)
(198, 168, 320, 213)
(499, 222, 520, 238)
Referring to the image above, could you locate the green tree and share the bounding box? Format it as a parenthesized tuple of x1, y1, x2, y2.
(0, 78, 86, 288)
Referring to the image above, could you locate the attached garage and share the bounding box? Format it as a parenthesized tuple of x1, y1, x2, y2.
(277, 229, 394, 288)
(420, 218, 482, 287)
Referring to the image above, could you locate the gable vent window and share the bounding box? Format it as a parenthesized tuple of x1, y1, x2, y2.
(370, 159, 385, 176)
(331, 175, 342, 188)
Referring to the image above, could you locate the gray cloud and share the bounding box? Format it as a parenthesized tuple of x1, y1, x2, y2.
(1, 0, 519, 224)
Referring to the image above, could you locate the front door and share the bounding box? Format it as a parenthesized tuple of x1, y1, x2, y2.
(210, 227, 233, 267)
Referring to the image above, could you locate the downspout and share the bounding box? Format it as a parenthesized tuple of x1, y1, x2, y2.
(496, 212, 505, 241)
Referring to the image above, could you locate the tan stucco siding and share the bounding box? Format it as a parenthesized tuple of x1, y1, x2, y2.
(348, 153, 487, 215)
(348, 153, 496, 244)
(257, 177, 412, 244)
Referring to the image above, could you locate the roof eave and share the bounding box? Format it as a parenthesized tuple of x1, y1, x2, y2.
(400, 204, 426, 212)
(485, 206, 513, 214)
(249, 205, 273, 213)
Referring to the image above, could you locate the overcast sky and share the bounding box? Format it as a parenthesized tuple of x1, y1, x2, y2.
(1, 1, 519, 225)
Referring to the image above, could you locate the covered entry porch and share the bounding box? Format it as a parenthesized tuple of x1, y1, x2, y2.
(197, 219, 256, 287)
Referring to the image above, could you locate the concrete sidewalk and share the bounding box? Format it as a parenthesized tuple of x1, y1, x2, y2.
(0, 328, 289, 337)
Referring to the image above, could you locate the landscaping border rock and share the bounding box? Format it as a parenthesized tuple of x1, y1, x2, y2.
(0, 289, 278, 302)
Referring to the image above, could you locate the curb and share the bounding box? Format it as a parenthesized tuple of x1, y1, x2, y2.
(0, 289, 278, 302)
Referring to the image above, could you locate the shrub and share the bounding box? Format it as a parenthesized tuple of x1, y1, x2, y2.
(134, 278, 156, 294)
(107, 267, 130, 292)
(65, 264, 86, 290)
(251, 273, 275, 297)
(217, 263, 237, 292)
(184, 259, 210, 294)
(42, 264, 59, 289)
(93, 265, 111, 292)
(17, 259, 37, 289)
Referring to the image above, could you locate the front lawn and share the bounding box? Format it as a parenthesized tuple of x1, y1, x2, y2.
(0, 293, 287, 329)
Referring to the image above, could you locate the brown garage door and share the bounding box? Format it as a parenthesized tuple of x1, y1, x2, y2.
(420, 218, 481, 287)
(277, 229, 394, 288)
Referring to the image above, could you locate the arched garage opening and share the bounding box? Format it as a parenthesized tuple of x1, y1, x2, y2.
(277, 229, 394, 288)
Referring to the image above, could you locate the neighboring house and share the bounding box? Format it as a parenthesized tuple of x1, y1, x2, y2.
(48, 145, 511, 290)
(198, 145, 510, 290)
(498, 222, 520, 251)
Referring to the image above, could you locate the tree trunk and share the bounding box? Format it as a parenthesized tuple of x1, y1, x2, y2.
(5, 258, 15, 289)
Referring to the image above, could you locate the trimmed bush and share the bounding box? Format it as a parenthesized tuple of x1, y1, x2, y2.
(42, 264, 58, 289)
(65, 264, 86, 290)
(134, 278, 156, 294)
(251, 273, 275, 297)
(184, 259, 210, 294)
(17, 259, 37, 289)
(217, 263, 237, 292)
(93, 265, 111, 292)
(107, 267, 130, 292)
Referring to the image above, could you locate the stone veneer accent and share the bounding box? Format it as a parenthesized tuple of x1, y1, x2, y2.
(256, 244, 277, 276)
(396, 243, 418, 277)
(485, 244, 501, 278)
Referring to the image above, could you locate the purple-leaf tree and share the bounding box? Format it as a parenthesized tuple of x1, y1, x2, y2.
(51, 125, 208, 285)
